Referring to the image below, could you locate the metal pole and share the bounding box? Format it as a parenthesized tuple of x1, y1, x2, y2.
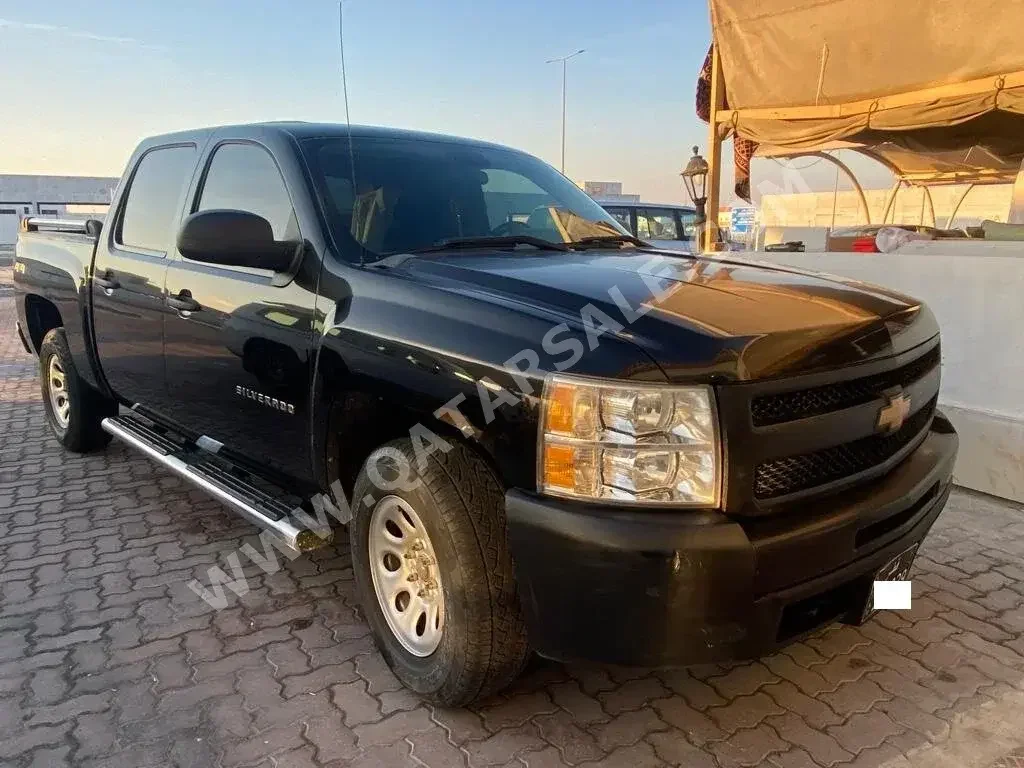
(946, 183, 975, 228)
(881, 180, 902, 224)
(546, 49, 584, 176)
(829, 150, 841, 230)
(561, 60, 567, 174)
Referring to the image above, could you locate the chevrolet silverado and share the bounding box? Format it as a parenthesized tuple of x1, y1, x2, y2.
(13, 122, 957, 705)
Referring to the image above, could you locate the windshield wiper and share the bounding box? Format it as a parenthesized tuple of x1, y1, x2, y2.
(410, 235, 569, 253)
(568, 234, 648, 249)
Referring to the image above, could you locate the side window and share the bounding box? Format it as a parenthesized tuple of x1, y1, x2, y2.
(635, 209, 651, 239)
(197, 143, 297, 240)
(637, 208, 682, 240)
(604, 207, 633, 233)
(118, 145, 196, 252)
(679, 209, 698, 240)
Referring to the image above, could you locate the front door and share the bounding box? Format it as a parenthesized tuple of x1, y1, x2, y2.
(603, 206, 635, 236)
(162, 141, 317, 484)
(91, 143, 197, 414)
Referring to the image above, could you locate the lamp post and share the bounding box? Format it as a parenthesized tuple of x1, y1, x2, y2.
(680, 145, 710, 248)
(546, 49, 586, 174)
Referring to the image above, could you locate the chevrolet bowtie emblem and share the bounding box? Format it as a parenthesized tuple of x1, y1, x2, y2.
(877, 388, 911, 434)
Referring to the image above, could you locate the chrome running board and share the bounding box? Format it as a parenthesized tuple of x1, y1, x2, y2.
(102, 415, 330, 553)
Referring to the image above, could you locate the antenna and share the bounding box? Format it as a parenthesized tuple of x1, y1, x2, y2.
(339, 0, 362, 264)
(339, 0, 353, 130)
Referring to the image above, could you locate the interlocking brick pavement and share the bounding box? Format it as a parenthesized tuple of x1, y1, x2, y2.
(3, 264, 1024, 767)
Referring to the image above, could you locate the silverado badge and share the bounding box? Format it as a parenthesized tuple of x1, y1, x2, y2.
(235, 385, 296, 415)
(876, 388, 911, 434)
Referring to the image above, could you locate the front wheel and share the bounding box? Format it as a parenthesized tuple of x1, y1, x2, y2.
(39, 329, 116, 452)
(350, 438, 529, 706)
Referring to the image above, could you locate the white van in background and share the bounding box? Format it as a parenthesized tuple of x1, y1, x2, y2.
(596, 201, 699, 252)
(596, 200, 744, 252)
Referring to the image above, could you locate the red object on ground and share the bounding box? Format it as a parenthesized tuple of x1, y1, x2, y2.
(851, 236, 880, 252)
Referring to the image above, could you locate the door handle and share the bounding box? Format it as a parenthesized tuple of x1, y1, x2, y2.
(167, 291, 201, 313)
(94, 272, 120, 291)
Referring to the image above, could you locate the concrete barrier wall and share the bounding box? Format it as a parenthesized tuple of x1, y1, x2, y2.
(742, 243, 1024, 503)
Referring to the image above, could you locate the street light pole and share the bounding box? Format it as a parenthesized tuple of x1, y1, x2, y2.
(561, 60, 569, 174)
(546, 49, 585, 174)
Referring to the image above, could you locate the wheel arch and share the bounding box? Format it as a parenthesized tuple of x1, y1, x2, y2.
(23, 294, 63, 353)
(311, 345, 514, 501)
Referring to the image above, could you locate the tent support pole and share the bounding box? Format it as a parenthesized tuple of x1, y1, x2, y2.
(703, 46, 726, 253)
(946, 184, 975, 228)
(881, 181, 903, 224)
(803, 151, 871, 225)
(924, 187, 936, 226)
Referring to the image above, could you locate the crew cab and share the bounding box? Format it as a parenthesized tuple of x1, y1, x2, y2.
(14, 122, 957, 705)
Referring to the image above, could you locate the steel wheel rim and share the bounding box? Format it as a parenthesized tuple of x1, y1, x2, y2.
(47, 356, 70, 429)
(368, 495, 444, 657)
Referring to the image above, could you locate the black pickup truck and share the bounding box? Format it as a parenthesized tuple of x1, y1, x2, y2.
(14, 122, 957, 705)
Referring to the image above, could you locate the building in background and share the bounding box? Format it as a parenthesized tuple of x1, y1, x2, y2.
(0, 175, 118, 245)
(584, 181, 640, 203)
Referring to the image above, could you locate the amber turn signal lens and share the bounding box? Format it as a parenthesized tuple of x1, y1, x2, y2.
(545, 382, 577, 435)
(542, 442, 577, 490)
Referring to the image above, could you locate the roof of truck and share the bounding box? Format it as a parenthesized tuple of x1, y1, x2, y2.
(141, 122, 513, 151)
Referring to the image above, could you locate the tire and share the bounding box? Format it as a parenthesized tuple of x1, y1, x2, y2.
(350, 437, 529, 706)
(39, 328, 116, 452)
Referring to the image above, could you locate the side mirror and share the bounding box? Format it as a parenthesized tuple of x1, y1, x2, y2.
(176, 209, 299, 272)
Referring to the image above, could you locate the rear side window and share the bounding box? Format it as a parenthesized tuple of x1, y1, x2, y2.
(118, 145, 196, 252)
(196, 143, 297, 239)
(679, 209, 698, 239)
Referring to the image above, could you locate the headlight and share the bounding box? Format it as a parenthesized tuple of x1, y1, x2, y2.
(538, 375, 721, 506)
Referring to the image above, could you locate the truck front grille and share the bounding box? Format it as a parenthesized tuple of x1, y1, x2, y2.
(751, 346, 940, 426)
(753, 397, 937, 499)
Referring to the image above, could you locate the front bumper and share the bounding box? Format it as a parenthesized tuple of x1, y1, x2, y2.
(506, 412, 958, 667)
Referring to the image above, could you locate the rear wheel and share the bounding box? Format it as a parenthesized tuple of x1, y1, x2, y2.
(39, 329, 116, 452)
(351, 438, 529, 706)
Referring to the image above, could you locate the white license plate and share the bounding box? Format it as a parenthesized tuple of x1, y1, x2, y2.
(860, 542, 919, 622)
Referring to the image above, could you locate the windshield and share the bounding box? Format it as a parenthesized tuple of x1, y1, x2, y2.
(302, 135, 628, 261)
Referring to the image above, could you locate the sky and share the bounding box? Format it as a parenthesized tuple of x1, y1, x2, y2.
(0, 0, 894, 205)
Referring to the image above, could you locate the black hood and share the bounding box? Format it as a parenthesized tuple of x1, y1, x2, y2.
(387, 250, 938, 382)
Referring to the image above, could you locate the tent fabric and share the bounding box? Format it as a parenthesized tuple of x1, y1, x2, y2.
(709, 0, 1024, 181)
(710, 0, 1024, 111)
(697, 45, 759, 201)
(757, 139, 1023, 186)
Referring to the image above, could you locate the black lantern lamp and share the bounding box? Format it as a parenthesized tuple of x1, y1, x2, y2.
(680, 145, 710, 224)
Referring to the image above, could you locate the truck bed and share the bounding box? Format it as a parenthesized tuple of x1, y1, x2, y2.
(14, 220, 101, 388)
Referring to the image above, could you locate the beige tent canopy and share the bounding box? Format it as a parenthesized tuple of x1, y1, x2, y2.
(759, 137, 1023, 187)
(702, 0, 1024, 243)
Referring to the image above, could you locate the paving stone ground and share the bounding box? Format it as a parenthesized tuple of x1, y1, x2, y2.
(3, 264, 1024, 768)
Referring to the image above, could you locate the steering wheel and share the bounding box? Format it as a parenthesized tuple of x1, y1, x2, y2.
(491, 220, 532, 236)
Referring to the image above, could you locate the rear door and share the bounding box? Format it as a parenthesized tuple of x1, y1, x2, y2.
(636, 207, 692, 252)
(92, 143, 197, 414)
(162, 139, 318, 484)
